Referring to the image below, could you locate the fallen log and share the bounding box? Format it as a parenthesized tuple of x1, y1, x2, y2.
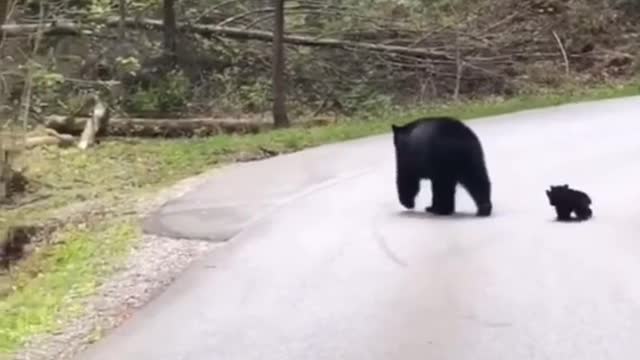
(25, 128, 75, 149)
(43, 116, 273, 138)
(25, 134, 74, 148)
(42, 115, 337, 138)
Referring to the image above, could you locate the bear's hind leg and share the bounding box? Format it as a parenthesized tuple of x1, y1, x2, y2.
(426, 178, 456, 215)
(574, 206, 592, 220)
(459, 173, 492, 217)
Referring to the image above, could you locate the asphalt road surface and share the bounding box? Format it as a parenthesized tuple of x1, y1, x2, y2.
(78, 97, 640, 360)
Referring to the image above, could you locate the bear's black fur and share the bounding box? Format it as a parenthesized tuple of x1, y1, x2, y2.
(545, 184, 592, 221)
(391, 116, 492, 217)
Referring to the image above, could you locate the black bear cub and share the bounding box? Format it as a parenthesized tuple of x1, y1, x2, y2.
(545, 184, 592, 221)
(391, 116, 492, 217)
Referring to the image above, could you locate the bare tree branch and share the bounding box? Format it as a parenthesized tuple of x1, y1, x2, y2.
(0, 17, 456, 61)
(552, 30, 569, 75)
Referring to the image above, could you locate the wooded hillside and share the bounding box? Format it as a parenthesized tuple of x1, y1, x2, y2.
(1, 0, 638, 126)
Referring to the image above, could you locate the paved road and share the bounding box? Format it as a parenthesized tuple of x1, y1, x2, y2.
(78, 97, 640, 360)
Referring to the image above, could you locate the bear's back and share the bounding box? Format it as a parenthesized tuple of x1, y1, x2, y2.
(403, 117, 479, 144)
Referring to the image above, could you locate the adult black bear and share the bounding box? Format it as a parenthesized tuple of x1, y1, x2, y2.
(545, 184, 592, 221)
(391, 116, 492, 217)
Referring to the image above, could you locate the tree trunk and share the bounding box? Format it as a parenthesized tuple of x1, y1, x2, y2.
(271, 0, 289, 128)
(77, 94, 109, 149)
(118, 0, 126, 40)
(0, 0, 6, 56)
(163, 0, 177, 64)
(0, 0, 7, 26)
(0, 0, 10, 45)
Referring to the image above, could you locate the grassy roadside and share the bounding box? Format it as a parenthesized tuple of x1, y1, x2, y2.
(1, 81, 639, 355)
(0, 221, 138, 356)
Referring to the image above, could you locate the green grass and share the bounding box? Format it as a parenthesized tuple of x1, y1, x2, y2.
(0, 80, 638, 356)
(0, 220, 137, 355)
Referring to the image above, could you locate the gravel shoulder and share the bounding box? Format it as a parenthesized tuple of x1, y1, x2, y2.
(10, 167, 226, 360)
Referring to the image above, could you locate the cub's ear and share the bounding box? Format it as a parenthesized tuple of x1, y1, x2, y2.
(545, 190, 551, 196)
(391, 124, 399, 132)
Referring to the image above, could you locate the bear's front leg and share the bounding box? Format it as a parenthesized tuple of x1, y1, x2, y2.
(555, 206, 572, 221)
(426, 178, 440, 213)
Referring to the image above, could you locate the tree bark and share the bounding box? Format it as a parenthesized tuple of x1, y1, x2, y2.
(271, 0, 289, 128)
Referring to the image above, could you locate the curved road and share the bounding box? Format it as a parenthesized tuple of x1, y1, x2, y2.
(78, 97, 640, 360)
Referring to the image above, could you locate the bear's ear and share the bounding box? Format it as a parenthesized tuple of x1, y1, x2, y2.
(391, 124, 399, 133)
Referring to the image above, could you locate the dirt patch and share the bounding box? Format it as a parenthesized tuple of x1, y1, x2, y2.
(7, 171, 28, 196)
(1, 225, 41, 269)
(0, 198, 128, 271)
(0, 170, 30, 207)
(0, 224, 54, 299)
